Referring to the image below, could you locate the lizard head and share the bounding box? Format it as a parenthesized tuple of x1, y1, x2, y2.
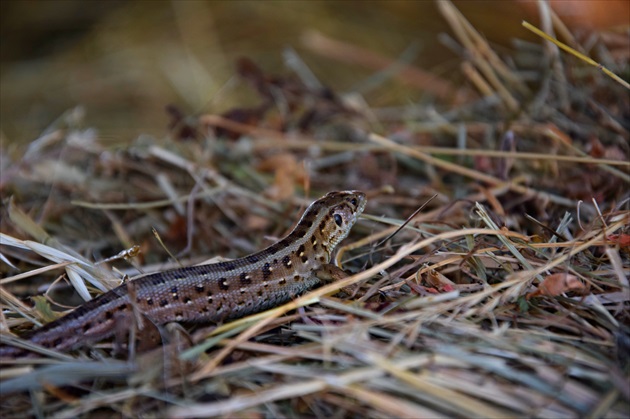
(302, 190, 367, 253)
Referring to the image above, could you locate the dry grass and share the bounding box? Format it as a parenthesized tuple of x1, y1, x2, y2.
(1, 1, 628, 417)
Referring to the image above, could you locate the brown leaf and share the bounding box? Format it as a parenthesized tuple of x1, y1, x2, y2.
(165, 104, 200, 141)
(423, 269, 456, 292)
(588, 136, 605, 158)
(216, 106, 268, 140)
(526, 273, 587, 299)
(257, 153, 306, 201)
(607, 234, 630, 249)
(244, 214, 271, 231)
(236, 57, 272, 99)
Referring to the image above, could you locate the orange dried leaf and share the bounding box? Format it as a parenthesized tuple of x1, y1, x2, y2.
(257, 153, 306, 201)
(526, 273, 587, 299)
(607, 234, 630, 248)
(244, 214, 271, 231)
(424, 269, 456, 292)
(543, 123, 573, 147)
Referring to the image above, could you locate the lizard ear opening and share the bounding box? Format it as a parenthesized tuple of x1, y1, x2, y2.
(334, 214, 343, 226)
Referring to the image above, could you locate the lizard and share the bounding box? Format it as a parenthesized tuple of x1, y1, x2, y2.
(0, 190, 366, 357)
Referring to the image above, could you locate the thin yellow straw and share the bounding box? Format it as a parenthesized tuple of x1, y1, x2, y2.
(522, 20, 630, 90)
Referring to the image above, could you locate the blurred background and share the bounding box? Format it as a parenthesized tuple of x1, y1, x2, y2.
(1, 0, 628, 145)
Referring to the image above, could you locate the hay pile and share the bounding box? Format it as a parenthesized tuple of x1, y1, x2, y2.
(1, 2, 628, 417)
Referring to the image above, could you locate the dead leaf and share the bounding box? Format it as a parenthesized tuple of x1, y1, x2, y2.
(607, 234, 630, 249)
(244, 214, 271, 231)
(526, 273, 587, 299)
(257, 153, 306, 201)
(423, 269, 456, 292)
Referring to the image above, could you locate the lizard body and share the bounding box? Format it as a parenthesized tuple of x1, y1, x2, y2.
(0, 190, 366, 356)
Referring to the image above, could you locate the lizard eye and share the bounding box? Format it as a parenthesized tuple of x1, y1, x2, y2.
(334, 214, 343, 226)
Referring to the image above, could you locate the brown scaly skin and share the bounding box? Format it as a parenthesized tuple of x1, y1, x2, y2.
(0, 191, 366, 357)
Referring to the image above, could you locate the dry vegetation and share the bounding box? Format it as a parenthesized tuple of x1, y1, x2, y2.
(1, 2, 629, 418)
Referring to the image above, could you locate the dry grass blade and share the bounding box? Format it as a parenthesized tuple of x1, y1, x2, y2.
(522, 21, 630, 89)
